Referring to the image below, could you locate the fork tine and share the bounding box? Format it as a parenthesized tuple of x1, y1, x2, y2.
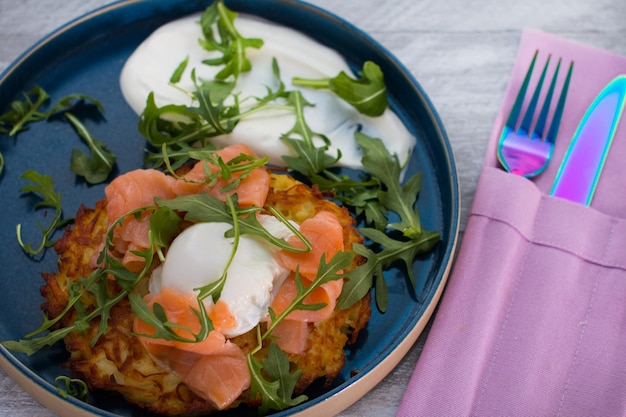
(544, 61, 574, 144)
(533, 58, 561, 139)
(519, 55, 551, 134)
(505, 50, 538, 129)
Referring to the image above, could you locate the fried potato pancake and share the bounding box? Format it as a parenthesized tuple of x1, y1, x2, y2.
(41, 173, 371, 415)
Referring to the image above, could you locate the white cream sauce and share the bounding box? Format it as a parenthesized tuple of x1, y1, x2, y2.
(120, 13, 415, 169)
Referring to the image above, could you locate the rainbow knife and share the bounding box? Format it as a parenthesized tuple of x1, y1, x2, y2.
(550, 75, 626, 205)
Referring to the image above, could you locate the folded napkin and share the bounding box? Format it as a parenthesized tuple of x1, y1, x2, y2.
(397, 28, 626, 417)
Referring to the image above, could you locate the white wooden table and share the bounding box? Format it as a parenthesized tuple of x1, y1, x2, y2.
(0, 0, 624, 416)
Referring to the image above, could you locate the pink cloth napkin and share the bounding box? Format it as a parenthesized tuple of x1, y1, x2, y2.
(397, 28, 626, 417)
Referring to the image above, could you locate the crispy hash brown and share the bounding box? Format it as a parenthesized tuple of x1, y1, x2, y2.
(41, 173, 371, 415)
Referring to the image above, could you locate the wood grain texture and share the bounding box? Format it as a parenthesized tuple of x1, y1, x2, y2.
(0, 0, 625, 416)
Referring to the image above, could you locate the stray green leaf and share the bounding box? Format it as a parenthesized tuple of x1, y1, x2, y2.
(264, 252, 353, 338)
(55, 376, 90, 402)
(281, 90, 339, 176)
(198, 0, 264, 81)
(356, 132, 422, 238)
(66, 112, 116, 184)
(0, 85, 50, 136)
(338, 228, 440, 312)
(46, 93, 104, 117)
(15, 170, 66, 256)
(247, 342, 307, 415)
(292, 61, 388, 116)
(170, 55, 190, 84)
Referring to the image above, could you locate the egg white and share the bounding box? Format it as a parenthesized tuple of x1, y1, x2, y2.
(149, 215, 295, 338)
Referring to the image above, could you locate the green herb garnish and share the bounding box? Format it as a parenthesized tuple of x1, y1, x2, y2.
(248, 342, 307, 414)
(55, 376, 90, 402)
(247, 251, 353, 412)
(0, 85, 108, 178)
(15, 170, 68, 256)
(292, 61, 388, 117)
(66, 113, 116, 184)
(0, 86, 50, 136)
(198, 0, 264, 81)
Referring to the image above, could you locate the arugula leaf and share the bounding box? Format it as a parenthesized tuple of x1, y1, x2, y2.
(55, 376, 90, 402)
(280, 90, 339, 176)
(0, 85, 50, 136)
(170, 55, 189, 84)
(129, 293, 213, 343)
(189, 70, 237, 135)
(247, 343, 307, 415)
(143, 55, 286, 171)
(65, 113, 116, 184)
(0, 87, 109, 177)
(2, 325, 75, 356)
(7, 204, 171, 355)
(138, 92, 206, 148)
(186, 151, 267, 190)
(245, 252, 352, 412)
(356, 132, 422, 238)
(155, 194, 311, 253)
(198, 0, 264, 81)
(46, 93, 104, 117)
(292, 61, 388, 116)
(265, 252, 353, 337)
(0, 87, 103, 136)
(147, 206, 182, 262)
(338, 228, 440, 312)
(155, 193, 232, 223)
(15, 170, 67, 255)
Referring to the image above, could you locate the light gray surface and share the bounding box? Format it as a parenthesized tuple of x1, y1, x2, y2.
(0, 0, 625, 416)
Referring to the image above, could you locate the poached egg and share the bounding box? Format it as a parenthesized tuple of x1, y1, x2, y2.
(148, 215, 295, 338)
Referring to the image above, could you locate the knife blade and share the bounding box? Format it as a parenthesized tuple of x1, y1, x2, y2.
(550, 75, 626, 205)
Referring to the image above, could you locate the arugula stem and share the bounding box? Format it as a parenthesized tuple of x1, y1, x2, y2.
(216, 1, 240, 39)
(267, 207, 312, 252)
(195, 194, 239, 303)
(65, 113, 113, 171)
(291, 78, 329, 89)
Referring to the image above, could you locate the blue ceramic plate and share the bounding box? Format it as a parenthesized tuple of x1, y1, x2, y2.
(0, 1, 459, 416)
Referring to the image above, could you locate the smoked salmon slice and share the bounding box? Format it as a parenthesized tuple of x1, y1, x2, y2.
(173, 143, 270, 207)
(270, 211, 346, 353)
(133, 287, 250, 410)
(104, 144, 270, 270)
(274, 210, 345, 279)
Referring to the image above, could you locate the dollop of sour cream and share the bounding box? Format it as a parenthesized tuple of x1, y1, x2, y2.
(149, 215, 295, 338)
(120, 13, 416, 169)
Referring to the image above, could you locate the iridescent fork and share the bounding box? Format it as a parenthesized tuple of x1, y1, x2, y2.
(497, 51, 574, 177)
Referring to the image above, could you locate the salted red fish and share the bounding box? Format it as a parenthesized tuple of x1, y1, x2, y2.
(104, 144, 270, 271)
(270, 211, 346, 353)
(172, 143, 270, 207)
(133, 287, 250, 410)
(119, 149, 347, 402)
(274, 211, 345, 279)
